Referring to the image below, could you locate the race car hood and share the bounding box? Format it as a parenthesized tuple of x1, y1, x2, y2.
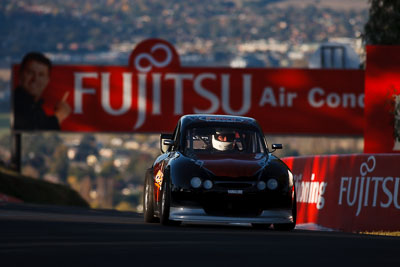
(195, 153, 267, 177)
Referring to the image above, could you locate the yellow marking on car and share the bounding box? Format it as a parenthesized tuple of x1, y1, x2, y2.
(155, 170, 164, 187)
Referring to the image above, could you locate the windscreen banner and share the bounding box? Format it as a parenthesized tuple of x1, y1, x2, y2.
(364, 45, 400, 153)
(283, 154, 400, 232)
(12, 39, 364, 134)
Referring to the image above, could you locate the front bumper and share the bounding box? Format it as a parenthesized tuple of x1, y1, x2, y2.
(169, 207, 293, 224)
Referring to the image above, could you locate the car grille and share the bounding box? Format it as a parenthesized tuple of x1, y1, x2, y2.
(214, 182, 254, 189)
(213, 176, 256, 182)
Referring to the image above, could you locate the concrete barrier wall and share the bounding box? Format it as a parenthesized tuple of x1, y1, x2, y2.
(282, 154, 400, 232)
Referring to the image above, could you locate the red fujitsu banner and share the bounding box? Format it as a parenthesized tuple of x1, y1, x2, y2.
(12, 39, 364, 134)
(283, 154, 400, 232)
(364, 45, 400, 153)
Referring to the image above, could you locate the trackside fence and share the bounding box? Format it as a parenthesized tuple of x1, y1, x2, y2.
(282, 154, 400, 232)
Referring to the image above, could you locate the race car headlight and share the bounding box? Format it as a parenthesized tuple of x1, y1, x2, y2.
(203, 180, 213, 189)
(190, 177, 202, 188)
(267, 178, 278, 190)
(257, 181, 266, 190)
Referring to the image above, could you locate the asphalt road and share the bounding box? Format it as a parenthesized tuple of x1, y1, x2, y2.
(0, 203, 399, 267)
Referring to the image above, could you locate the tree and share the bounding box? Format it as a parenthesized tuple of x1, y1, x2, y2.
(23, 134, 62, 157)
(363, 0, 400, 45)
(100, 160, 119, 179)
(125, 151, 153, 184)
(75, 134, 98, 162)
(49, 145, 69, 182)
(22, 133, 63, 177)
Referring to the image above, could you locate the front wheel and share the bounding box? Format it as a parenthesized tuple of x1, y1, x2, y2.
(143, 168, 157, 223)
(160, 178, 180, 226)
(274, 192, 297, 231)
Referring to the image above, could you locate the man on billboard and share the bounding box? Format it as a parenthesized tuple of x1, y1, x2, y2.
(13, 52, 70, 130)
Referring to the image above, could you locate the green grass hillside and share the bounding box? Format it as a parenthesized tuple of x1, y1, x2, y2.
(0, 166, 88, 207)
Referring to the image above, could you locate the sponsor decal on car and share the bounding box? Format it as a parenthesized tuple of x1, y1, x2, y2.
(228, 190, 243, 195)
(198, 116, 248, 123)
(155, 170, 164, 189)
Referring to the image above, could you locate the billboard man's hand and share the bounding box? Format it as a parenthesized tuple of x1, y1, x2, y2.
(55, 92, 71, 124)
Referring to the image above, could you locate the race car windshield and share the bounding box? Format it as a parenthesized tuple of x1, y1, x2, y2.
(184, 126, 266, 156)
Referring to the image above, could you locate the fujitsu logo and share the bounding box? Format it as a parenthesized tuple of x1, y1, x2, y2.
(338, 156, 400, 216)
(134, 43, 172, 72)
(72, 40, 253, 130)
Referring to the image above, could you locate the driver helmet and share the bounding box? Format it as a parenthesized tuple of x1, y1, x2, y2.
(212, 129, 236, 151)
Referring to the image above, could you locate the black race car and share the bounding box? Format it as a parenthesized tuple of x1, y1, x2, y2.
(143, 114, 296, 230)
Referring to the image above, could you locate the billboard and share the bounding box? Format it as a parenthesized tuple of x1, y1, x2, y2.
(364, 45, 400, 153)
(284, 154, 400, 232)
(12, 39, 364, 134)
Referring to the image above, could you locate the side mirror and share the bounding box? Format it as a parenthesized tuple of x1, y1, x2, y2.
(271, 143, 283, 153)
(160, 133, 173, 153)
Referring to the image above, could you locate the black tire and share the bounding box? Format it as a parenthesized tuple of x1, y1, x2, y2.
(160, 178, 180, 226)
(274, 192, 297, 231)
(143, 168, 157, 223)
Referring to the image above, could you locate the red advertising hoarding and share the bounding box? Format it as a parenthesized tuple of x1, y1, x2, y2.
(12, 39, 364, 134)
(364, 45, 400, 153)
(283, 154, 400, 232)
